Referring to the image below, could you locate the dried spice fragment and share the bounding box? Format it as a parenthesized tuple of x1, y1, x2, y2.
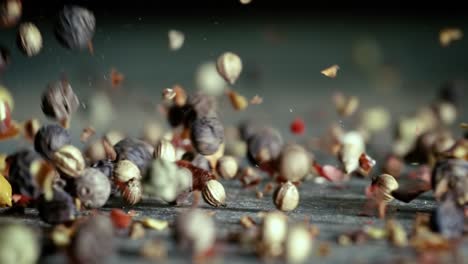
(110, 209, 132, 229)
(80, 126, 95, 143)
(321, 64, 339, 78)
(168, 29, 184, 51)
(439, 28, 463, 47)
(290, 117, 305, 135)
(141, 218, 169, 231)
(227, 89, 248, 110)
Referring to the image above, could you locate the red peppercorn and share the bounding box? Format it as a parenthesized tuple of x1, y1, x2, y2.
(110, 209, 132, 229)
(290, 118, 305, 135)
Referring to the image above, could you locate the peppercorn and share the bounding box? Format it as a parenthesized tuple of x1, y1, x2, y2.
(114, 138, 153, 174)
(432, 159, 468, 206)
(431, 191, 464, 239)
(247, 126, 283, 165)
(37, 186, 76, 224)
(0, 223, 39, 264)
(372, 174, 399, 203)
(114, 159, 141, 183)
(273, 181, 300, 212)
(17, 22, 42, 57)
(285, 224, 313, 264)
(238, 119, 260, 141)
(258, 211, 288, 257)
(142, 121, 163, 146)
(41, 80, 80, 124)
(154, 139, 176, 162)
(195, 61, 227, 97)
(216, 52, 243, 85)
(34, 124, 71, 160)
(55, 6, 95, 50)
(191, 116, 224, 156)
(23, 118, 40, 142)
(174, 209, 216, 255)
(6, 149, 42, 198)
(52, 145, 85, 177)
(91, 159, 114, 179)
(167, 104, 193, 128)
(0, 0, 21, 28)
(121, 179, 142, 205)
(74, 168, 111, 208)
(278, 144, 311, 182)
(0, 46, 10, 73)
(339, 131, 366, 174)
(186, 92, 218, 120)
(68, 214, 114, 264)
(202, 179, 226, 207)
(217, 156, 238, 179)
(143, 158, 193, 203)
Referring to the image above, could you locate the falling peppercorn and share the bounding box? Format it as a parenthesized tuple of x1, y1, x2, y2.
(190, 116, 224, 156)
(55, 6, 96, 50)
(41, 80, 80, 124)
(247, 126, 283, 165)
(34, 124, 71, 160)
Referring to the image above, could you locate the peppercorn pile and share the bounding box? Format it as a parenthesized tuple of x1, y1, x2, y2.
(0, 2, 467, 263)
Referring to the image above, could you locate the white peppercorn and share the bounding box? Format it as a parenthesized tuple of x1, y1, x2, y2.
(278, 144, 311, 182)
(285, 224, 313, 264)
(174, 209, 216, 255)
(0, 223, 39, 264)
(114, 159, 141, 182)
(202, 179, 226, 207)
(258, 211, 288, 257)
(273, 182, 300, 212)
(154, 139, 176, 162)
(216, 156, 238, 179)
(0, 0, 21, 28)
(52, 145, 85, 177)
(17, 22, 42, 56)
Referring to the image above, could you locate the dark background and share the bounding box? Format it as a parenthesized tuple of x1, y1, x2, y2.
(1, 0, 467, 149)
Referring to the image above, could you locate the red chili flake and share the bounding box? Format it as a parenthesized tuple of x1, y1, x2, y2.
(359, 153, 376, 174)
(110, 68, 124, 88)
(176, 160, 215, 191)
(322, 164, 346, 182)
(110, 209, 132, 229)
(12, 194, 32, 206)
(290, 117, 305, 135)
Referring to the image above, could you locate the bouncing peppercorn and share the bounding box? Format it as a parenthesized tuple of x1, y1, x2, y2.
(52, 145, 85, 177)
(17, 22, 42, 57)
(278, 144, 311, 182)
(247, 126, 283, 165)
(0, 223, 39, 264)
(273, 181, 300, 212)
(174, 209, 216, 255)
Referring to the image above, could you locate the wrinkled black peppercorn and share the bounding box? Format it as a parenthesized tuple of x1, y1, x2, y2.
(186, 92, 218, 120)
(34, 124, 71, 160)
(69, 214, 114, 264)
(37, 187, 76, 224)
(190, 116, 224, 156)
(114, 138, 153, 174)
(55, 6, 95, 50)
(0, 46, 10, 73)
(6, 149, 42, 199)
(41, 80, 80, 122)
(431, 192, 465, 239)
(247, 126, 283, 165)
(74, 168, 111, 208)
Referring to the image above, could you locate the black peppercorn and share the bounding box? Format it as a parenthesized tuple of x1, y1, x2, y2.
(34, 124, 71, 160)
(91, 159, 114, 178)
(186, 92, 218, 120)
(41, 80, 80, 123)
(114, 138, 153, 174)
(69, 214, 114, 264)
(432, 159, 468, 206)
(37, 186, 76, 224)
(190, 116, 224, 156)
(55, 6, 95, 50)
(430, 192, 465, 239)
(0, 46, 10, 74)
(247, 126, 283, 165)
(6, 149, 42, 199)
(167, 104, 193, 128)
(74, 168, 111, 208)
(238, 119, 259, 141)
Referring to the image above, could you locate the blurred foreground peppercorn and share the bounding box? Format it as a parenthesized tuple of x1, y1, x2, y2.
(0, 223, 39, 264)
(0, 0, 21, 28)
(34, 124, 71, 160)
(6, 149, 42, 199)
(431, 192, 464, 239)
(174, 209, 216, 256)
(432, 159, 468, 206)
(55, 6, 95, 50)
(69, 214, 114, 264)
(247, 126, 283, 165)
(37, 187, 76, 224)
